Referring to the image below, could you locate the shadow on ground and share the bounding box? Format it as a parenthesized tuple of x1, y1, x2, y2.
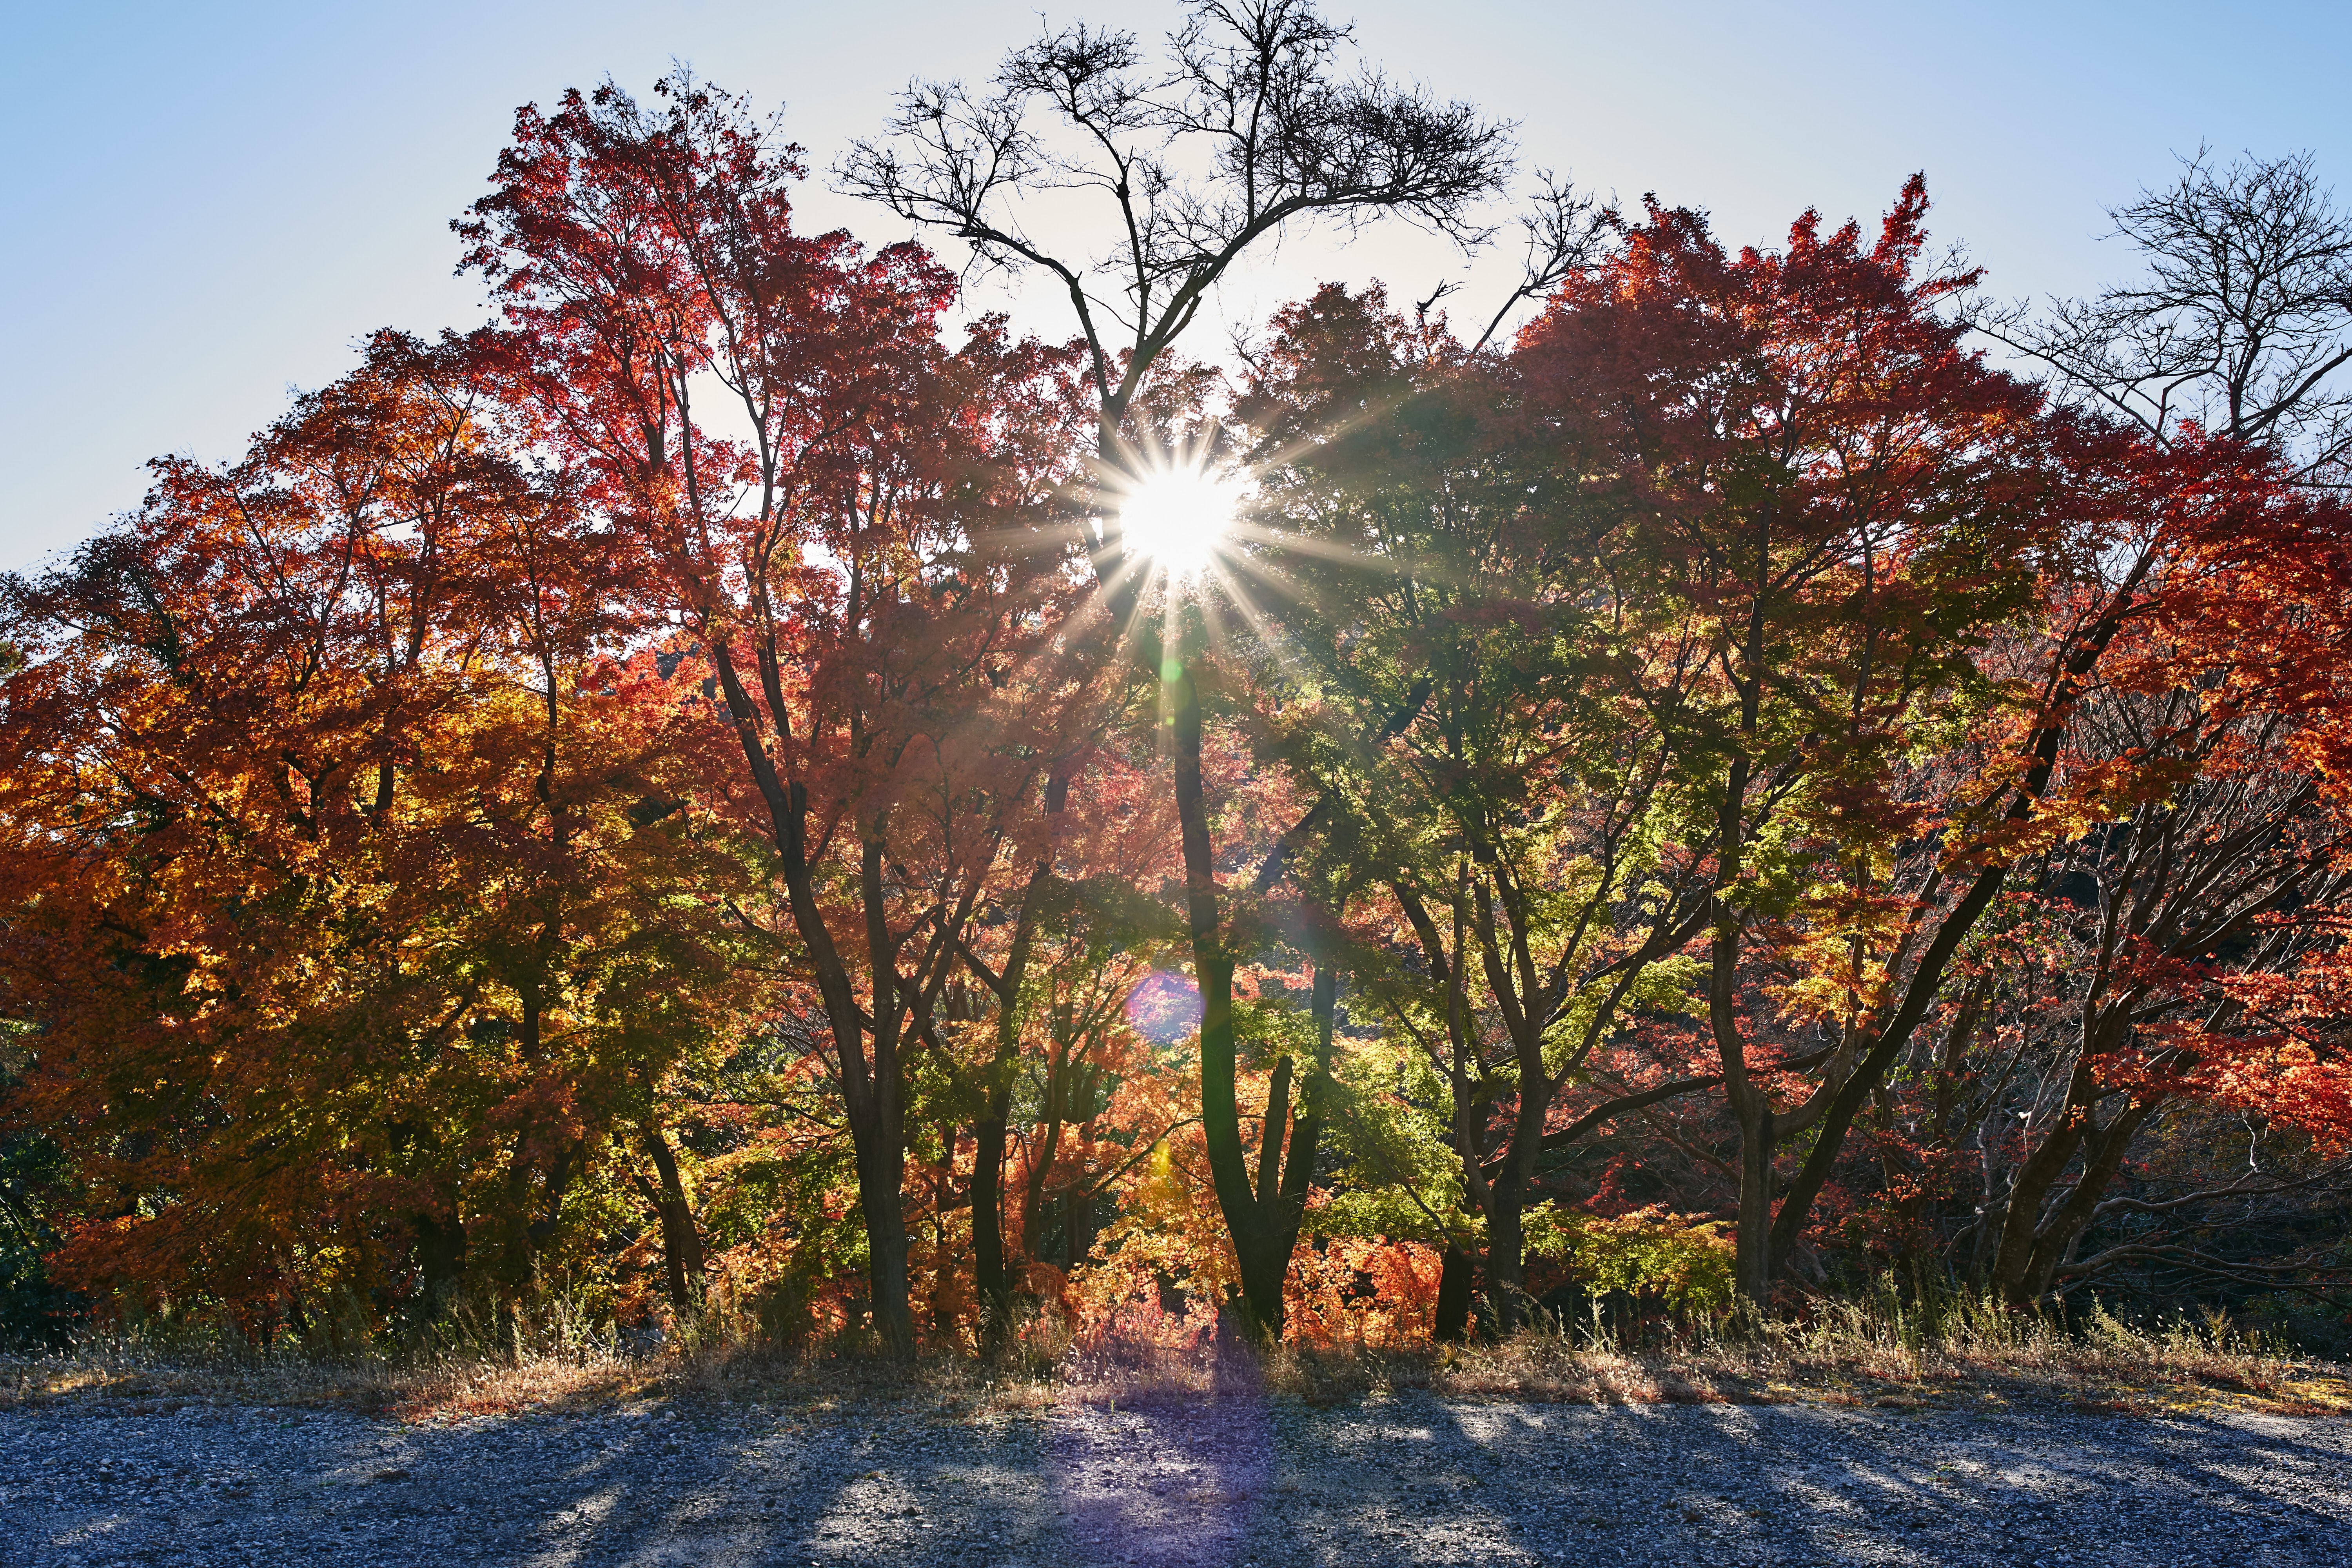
(4, 1385, 2347, 1566)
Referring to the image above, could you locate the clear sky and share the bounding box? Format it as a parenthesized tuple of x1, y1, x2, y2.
(5, 1, 2347, 572)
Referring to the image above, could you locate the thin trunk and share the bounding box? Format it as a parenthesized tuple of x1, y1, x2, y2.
(1713, 515, 1775, 1312)
(1987, 1084, 2097, 1302)
(1023, 1032, 1074, 1260)
(1732, 1099, 1777, 1309)
(704, 637, 915, 1357)
(641, 1118, 705, 1312)
(1169, 660, 1283, 1337)
(858, 834, 917, 1356)
(1468, 884, 1540, 1334)
(856, 1161, 914, 1350)
(1254, 1056, 1294, 1212)
(971, 768, 1067, 1344)
(1276, 963, 1338, 1225)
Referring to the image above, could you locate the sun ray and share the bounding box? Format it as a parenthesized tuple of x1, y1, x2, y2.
(1221, 518, 1394, 571)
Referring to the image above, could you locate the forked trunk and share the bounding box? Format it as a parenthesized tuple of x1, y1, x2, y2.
(1986, 1065, 2154, 1308)
(706, 641, 918, 1358)
(1168, 660, 1282, 1337)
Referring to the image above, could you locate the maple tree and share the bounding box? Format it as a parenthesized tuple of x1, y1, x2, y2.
(1770, 162, 2352, 1314)
(456, 71, 1107, 1355)
(7, 30, 2352, 1365)
(1481, 181, 2120, 1307)
(1836, 445, 2352, 1308)
(0, 334, 764, 1330)
(1227, 282, 1724, 1331)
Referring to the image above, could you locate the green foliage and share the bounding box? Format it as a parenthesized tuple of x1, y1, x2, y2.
(0, 1022, 81, 1349)
(1311, 1039, 1472, 1248)
(1541, 955, 1703, 1075)
(0, 1127, 82, 1349)
(1526, 1205, 1736, 1315)
(1232, 996, 1319, 1073)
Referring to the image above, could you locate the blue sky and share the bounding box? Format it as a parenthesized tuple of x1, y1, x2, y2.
(5, 1, 2346, 570)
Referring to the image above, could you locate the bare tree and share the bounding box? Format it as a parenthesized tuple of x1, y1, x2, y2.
(840, 0, 1512, 474)
(1468, 172, 1608, 353)
(1986, 150, 2352, 485)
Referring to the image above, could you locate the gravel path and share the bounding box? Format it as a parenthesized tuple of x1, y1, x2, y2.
(3, 1392, 2346, 1566)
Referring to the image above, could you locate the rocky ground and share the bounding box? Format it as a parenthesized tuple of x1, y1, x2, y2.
(2, 1390, 2346, 1566)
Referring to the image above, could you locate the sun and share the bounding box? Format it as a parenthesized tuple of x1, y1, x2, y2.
(1113, 461, 1246, 583)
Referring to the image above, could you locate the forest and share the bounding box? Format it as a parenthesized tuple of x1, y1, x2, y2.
(4, 1, 2350, 1367)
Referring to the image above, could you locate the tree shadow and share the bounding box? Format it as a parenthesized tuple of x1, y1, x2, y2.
(1045, 1339, 1276, 1567)
(5, 1395, 2348, 1565)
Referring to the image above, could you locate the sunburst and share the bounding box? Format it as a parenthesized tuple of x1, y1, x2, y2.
(1103, 448, 1250, 585)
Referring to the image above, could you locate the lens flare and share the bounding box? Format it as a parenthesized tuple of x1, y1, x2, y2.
(1125, 970, 1204, 1045)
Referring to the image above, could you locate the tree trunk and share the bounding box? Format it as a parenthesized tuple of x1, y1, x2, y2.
(1484, 1182, 1527, 1334)
(1987, 1067, 2154, 1307)
(1434, 1245, 1475, 1343)
(1759, 566, 2153, 1289)
(849, 1126, 915, 1353)
(971, 1098, 1013, 1334)
(1701, 578, 1793, 1318)
(1713, 918, 1785, 1315)
(519, 1140, 577, 1271)
(1276, 963, 1338, 1247)
(706, 639, 916, 1357)
(641, 1119, 705, 1312)
(1023, 1046, 1068, 1262)
(970, 769, 1066, 1347)
(1733, 1099, 1778, 1311)
(1231, 1054, 1295, 1331)
(2020, 1102, 2149, 1301)
(1168, 659, 1288, 1339)
(414, 1209, 466, 1318)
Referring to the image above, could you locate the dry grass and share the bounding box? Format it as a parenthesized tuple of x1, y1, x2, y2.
(5, 1297, 2346, 1423)
(0, 1338, 1063, 1424)
(1249, 1298, 2352, 1419)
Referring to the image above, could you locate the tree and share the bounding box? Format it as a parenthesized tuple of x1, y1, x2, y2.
(1230, 283, 1720, 1330)
(0, 340, 762, 1330)
(1985, 149, 2352, 486)
(1510, 182, 2122, 1308)
(459, 73, 1093, 1354)
(0, 1020, 82, 1348)
(840, 0, 1511, 466)
(842, 0, 1514, 1341)
(1962, 447, 2352, 1304)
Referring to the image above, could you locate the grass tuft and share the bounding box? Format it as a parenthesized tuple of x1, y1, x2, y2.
(3, 1292, 2344, 1421)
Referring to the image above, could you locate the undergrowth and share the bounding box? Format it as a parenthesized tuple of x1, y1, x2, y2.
(3, 1290, 2346, 1421)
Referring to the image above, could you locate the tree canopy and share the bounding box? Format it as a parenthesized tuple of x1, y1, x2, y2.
(4, 7, 2350, 1359)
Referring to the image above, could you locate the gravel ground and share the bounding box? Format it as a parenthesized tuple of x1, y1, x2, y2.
(2, 1392, 2346, 1566)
